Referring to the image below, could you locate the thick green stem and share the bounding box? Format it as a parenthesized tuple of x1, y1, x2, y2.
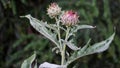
(61, 26, 70, 65)
(55, 17, 70, 65)
(58, 23, 62, 50)
(55, 18, 62, 52)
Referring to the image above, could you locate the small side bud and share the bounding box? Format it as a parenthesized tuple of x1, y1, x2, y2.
(47, 3, 61, 18)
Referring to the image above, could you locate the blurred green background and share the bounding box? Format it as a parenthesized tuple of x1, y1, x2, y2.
(0, 0, 120, 68)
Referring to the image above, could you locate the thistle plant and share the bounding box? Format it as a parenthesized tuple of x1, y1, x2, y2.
(21, 3, 115, 68)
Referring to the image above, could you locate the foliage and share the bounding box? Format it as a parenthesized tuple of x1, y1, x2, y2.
(21, 10, 114, 68)
(21, 53, 37, 68)
(0, 0, 120, 68)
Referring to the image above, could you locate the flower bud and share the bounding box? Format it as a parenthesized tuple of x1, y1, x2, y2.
(47, 3, 61, 18)
(61, 10, 79, 26)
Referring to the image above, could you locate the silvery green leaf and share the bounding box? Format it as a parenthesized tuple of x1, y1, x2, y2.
(21, 60, 28, 68)
(67, 39, 91, 65)
(23, 15, 59, 48)
(49, 24, 66, 31)
(59, 26, 66, 31)
(66, 33, 115, 66)
(68, 32, 75, 38)
(66, 41, 80, 51)
(52, 47, 60, 54)
(34, 62, 37, 68)
(73, 25, 95, 32)
(66, 51, 70, 57)
(86, 33, 115, 54)
(46, 24, 58, 31)
(55, 50, 60, 54)
(39, 62, 66, 68)
(21, 53, 36, 68)
(77, 39, 91, 55)
(61, 39, 81, 51)
(52, 47, 58, 52)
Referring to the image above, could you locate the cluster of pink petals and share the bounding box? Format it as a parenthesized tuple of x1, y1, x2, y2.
(61, 10, 79, 26)
(47, 3, 61, 18)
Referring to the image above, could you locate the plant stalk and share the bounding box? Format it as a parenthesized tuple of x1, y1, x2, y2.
(61, 26, 70, 65)
(55, 17, 62, 52)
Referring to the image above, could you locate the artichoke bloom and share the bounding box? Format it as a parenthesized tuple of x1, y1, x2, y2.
(61, 10, 79, 26)
(47, 3, 61, 18)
